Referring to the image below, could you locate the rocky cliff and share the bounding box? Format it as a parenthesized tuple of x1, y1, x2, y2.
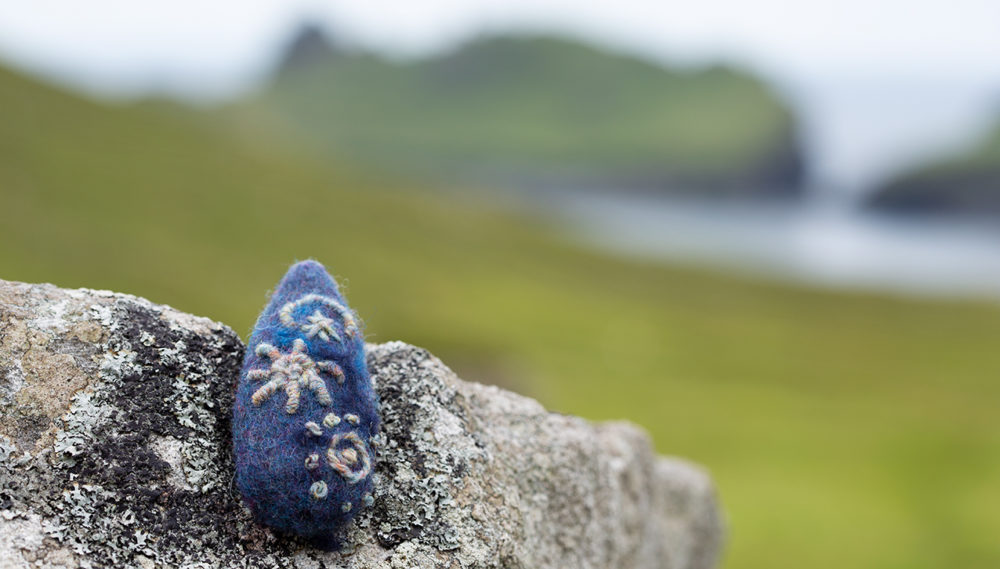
(866, 123, 1000, 217)
(239, 29, 804, 198)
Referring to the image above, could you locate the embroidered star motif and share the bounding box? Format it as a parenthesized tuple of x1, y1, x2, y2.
(247, 338, 343, 414)
(279, 294, 359, 343)
(302, 309, 339, 342)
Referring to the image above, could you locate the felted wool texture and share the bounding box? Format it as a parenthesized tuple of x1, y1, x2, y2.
(232, 260, 379, 546)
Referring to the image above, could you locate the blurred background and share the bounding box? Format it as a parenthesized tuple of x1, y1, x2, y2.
(1, 1, 999, 567)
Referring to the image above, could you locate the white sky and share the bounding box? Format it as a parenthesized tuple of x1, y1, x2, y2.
(1, 0, 999, 99)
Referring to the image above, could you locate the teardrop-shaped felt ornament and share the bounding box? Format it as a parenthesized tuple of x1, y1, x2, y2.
(232, 260, 378, 546)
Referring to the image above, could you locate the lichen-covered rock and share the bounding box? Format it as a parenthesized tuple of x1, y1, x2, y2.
(0, 279, 724, 569)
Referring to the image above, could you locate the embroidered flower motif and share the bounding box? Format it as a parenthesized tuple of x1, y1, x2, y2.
(278, 293, 359, 344)
(303, 310, 338, 342)
(247, 338, 342, 414)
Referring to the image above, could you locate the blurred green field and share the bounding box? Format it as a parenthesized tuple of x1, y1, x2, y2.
(2, 65, 999, 569)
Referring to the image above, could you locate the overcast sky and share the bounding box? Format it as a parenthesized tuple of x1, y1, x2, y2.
(1, 0, 1000, 99)
(2, 0, 999, 190)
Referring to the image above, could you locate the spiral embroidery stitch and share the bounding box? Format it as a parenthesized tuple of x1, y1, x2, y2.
(326, 431, 373, 484)
(232, 260, 379, 548)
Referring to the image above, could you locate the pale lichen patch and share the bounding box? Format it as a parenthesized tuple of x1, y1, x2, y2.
(150, 434, 194, 491)
(0, 511, 82, 569)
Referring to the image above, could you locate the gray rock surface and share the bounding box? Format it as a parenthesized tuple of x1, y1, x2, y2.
(0, 279, 724, 569)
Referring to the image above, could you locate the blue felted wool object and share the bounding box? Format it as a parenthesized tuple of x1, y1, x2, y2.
(232, 260, 378, 546)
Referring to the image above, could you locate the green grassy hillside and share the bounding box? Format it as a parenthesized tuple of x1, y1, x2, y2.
(867, 123, 1000, 216)
(2, 64, 999, 569)
(233, 30, 802, 196)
